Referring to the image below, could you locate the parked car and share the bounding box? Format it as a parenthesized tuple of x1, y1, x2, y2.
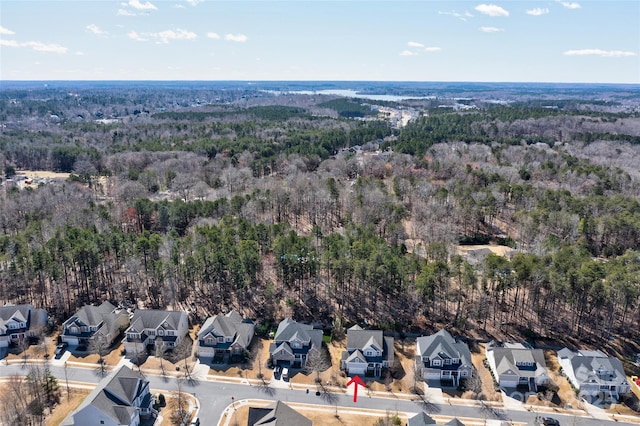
(54, 342, 68, 356)
(282, 367, 289, 381)
(539, 417, 560, 426)
(274, 365, 282, 379)
(189, 417, 200, 426)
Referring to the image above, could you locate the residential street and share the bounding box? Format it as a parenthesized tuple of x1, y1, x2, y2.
(0, 361, 637, 426)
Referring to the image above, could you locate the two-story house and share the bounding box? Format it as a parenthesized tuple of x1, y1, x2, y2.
(61, 301, 130, 347)
(62, 365, 155, 426)
(269, 318, 323, 368)
(248, 401, 312, 426)
(123, 309, 189, 355)
(558, 348, 631, 402)
(0, 304, 48, 347)
(486, 342, 551, 392)
(415, 329, 473, 387)
(196, 310, 255, 362)
(340, 325, 394, 377)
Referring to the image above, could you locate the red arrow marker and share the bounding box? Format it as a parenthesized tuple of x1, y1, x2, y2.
(346, 374, 365, 403)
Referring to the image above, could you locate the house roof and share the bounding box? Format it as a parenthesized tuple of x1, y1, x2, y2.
(407, 412, 437, 426)
(445, 419, 466, 426)
(561, 348, 629, 387)
(416, 329, 472, 367)
(198, 310, 255, 349)
(273, 318, 322, 350)
(70, 301, 116, 328)
(127, 309, 186, 334)
(248, 401, 312, 426)
(489, 346, 548, 379)
(0, 304, 46, 334)
(347, 328, 383, 351)
(69, 366, 149, 425)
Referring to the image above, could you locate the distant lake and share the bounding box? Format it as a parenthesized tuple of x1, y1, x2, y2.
(284, 89, 435, 102)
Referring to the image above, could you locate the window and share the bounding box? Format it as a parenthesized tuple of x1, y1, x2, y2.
(148, 330, 155, 336)
(365, 351, 373, 357)
(452, 358, 460, 364)
(158, 329, 164, 336)
(444, 359, 452, 365)
(217, 337, 224, 343)
(291, 341, 301, 349)
(206, 337, 214, 345)
(432, 359, 441, 366)
(167, 330, 175, 336)
(226, 337, 233, 342)
(70, 326, 78, 334)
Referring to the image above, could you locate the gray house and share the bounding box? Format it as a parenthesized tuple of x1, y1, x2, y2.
(557, 348, 631, 402)
(486, 342, 550, 392)
(123, 309, 189, 355)
(341, 325, 394, 377)
(0, 304, 48, 348)
(62, 365, 155, 426)
(196, 310, 255, 361)
(61, 301, 129, 347)
(269, 318, 323, 368)
(415, 329, 473, 387)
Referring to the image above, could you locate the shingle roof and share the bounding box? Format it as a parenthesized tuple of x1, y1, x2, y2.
(75, 302, 116, 327)
(127, 309, 185, 333)
(70, 366, 149, 425)
(407, 412, 437, 426)
(274, 318, 322, 349)
(563, 349, 628, 387)
(197, 310, 255, 350)
(249, 401, 312, 426)
(490, 347, 547, 378)
(416, 329, 472, 367)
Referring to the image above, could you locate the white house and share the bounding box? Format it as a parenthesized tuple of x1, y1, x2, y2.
(557, 348, 631, 402)
(62, 366, 155, 426)
(0, 304, 48, 347)
(61, 301, 129, 347)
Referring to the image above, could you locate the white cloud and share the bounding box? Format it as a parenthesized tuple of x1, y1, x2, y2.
(526, 7, 549, 16)
(128, 30, 148, 41)
(127, 0, 157, 10)
(224, 33, 248, 42)
(402, 41, 441, 56)
(0, 38, 67, 53)
(207, 32, 221, 39)
(558, 1, 581, 9)
(0, 39, 19, 47)
(155, 29, 197, 44)
(117, 8, 136, 16)
(475, 4, 509, 17)
(128, 29, 197, 44)
(479, 26, 504, 32)
(0, 25, 16, 35)
(564, 49, 637, 57)
(86, 24, 107, 35)
(185, 0, 204, 5)
(438, 10, 473, 21)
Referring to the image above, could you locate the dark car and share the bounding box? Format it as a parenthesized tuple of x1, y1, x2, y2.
(274, 365, 282, 379)
(54, 342, 68, 356)
(540, 417, 560, 426)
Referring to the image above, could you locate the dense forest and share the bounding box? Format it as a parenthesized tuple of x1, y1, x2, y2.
(1, 82, 640, 360)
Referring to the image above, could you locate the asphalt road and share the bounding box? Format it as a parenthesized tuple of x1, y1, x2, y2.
(0, 363, 636, 426)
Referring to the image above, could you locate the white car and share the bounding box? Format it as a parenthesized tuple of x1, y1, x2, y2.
(281, 368, 289, 381)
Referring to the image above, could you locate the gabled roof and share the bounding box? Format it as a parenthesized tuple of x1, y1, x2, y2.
(70, 366, 149, 425)
(347, 327, 383, 352)
(273, 318, 322, 349)
(489, 346, 547, 379)
(248, 401, 312, 426)
(0, 304, 32, 325)
(345, 349, 367, 363)
(407, 412, 437, 426)
(561, 348, 628, 387)
(127, 309, 186, 333)
(445, 419, 466, 426)
(71, 301, 116, 327)
(197, 310, 255, 348)
(416, 329, 472, 367)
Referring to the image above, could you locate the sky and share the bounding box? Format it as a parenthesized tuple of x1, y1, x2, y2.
(0, 0, 639, 83)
